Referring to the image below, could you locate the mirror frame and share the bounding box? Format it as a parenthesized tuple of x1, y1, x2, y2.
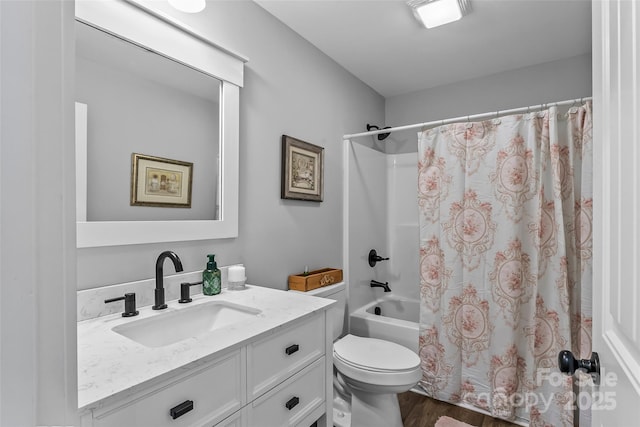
(75, 0, 247, 248)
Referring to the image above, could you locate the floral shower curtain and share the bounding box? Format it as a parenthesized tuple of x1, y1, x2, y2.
(417, 103, 592, 426)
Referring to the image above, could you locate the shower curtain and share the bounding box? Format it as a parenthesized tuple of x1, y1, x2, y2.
(417, 102, 592, 426)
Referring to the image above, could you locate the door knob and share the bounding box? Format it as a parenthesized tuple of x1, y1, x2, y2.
(558, 350, 600, 384)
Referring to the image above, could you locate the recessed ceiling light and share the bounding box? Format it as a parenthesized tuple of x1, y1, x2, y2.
(168, 0, 206, 14)
(408, 0, 471, 29)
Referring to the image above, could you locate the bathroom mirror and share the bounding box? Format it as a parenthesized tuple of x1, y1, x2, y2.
(75, 0, 245, 247)
(76, 21, 221, 221)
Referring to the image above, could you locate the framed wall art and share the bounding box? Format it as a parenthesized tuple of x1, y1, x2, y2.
(281, 135, 324, 202)
(131, 153, 193, 207)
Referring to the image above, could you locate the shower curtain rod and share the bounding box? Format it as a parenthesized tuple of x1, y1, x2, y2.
(342, 96, 592, 140)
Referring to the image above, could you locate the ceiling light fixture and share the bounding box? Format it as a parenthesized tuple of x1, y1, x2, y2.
(168, 0, 206, 14)
(407, 0, 471, 29)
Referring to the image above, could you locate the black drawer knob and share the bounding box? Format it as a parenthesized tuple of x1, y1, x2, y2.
(169, 399, 193, 420)
(285, 396, 299, 410)
(285, 344, 299, 355)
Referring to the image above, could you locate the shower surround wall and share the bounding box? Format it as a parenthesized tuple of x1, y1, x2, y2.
(347, 142, 390, 314)
(386, 153, 420, 302)
(347, 143, 420, 313)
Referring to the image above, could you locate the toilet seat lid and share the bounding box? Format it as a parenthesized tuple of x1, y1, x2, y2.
(333, 334, 420, 373)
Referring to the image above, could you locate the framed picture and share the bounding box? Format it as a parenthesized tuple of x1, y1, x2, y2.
(131, 153, 193, 208)
(281, 135, 324, 202)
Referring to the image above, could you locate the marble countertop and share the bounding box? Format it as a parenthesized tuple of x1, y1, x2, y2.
(77, 285, 334, 411)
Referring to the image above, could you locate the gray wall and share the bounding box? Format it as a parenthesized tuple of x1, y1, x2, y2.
(77, 4, 591, 296)
(77, 1, 385, 290)
(384, 53, 592, 153)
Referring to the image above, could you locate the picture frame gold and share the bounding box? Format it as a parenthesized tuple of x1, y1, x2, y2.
(281, 135, 324, 202)
(131, 153, 193, 208)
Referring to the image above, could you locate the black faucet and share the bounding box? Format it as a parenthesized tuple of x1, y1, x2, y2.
(153, 251, 184, 310)
(179, 281, 203, 304)
(370, 279, 391, 292)
(104, 293, 139, 317)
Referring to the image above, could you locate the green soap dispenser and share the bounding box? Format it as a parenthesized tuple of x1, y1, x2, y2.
(203, 254, 221, 296)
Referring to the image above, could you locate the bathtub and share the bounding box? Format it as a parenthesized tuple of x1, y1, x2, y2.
(349, 295, 420, 353)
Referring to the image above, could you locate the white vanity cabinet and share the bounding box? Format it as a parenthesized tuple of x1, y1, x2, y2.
(215, 408, 247, 427)
(81, 349, 245, 427)
(247, 314, 327, 427)
(79, 310, 332, 427)
(248, 314, 325, 400)
(248, 357, 326, 427)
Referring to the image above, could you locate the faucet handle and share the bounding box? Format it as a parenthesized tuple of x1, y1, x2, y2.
(105, 293, 139, 317)
(368, 249, 390, 267)
(179, 281, 203, 304)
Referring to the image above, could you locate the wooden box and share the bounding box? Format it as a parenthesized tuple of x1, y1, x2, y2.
(288, 268, 343, 292)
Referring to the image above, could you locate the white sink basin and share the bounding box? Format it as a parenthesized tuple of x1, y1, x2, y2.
(112, 301, 261, 348)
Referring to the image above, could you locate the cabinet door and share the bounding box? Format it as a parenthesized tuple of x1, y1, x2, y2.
(248, 313, 325, 399)
(92, 350, 244, 427)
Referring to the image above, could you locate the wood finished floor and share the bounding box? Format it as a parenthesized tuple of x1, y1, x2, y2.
(398, 392, 520, 427)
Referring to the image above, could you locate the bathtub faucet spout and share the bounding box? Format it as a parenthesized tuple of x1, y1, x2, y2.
(370, 280, 391, 292)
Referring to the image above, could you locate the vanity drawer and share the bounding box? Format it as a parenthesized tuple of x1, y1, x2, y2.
(248, 357, 325, 427)
(247, 313, 325, 399)
(92, 350, 244, 427)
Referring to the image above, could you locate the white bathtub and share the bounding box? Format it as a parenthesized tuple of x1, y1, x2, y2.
(349, 296, 420, 353)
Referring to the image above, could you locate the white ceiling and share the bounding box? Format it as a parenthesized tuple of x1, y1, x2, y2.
(254, 0, 592, 98)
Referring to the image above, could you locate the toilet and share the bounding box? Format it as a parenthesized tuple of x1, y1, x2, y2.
(298, 282, 421, 427)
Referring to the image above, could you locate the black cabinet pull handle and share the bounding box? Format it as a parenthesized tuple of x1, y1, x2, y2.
(285, 396, 299, 410)
(285, 344, 299, 355)
(169, 400, 194, 420)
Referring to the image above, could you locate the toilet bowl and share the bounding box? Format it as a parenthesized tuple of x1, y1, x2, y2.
(292, 282, 421, 427)
(333, 334, 421, 427)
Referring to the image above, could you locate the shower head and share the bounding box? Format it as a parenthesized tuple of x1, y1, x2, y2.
(366, 124, 391, 141)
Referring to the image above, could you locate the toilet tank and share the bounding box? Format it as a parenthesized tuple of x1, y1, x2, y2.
(295, 282, 346, 340)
